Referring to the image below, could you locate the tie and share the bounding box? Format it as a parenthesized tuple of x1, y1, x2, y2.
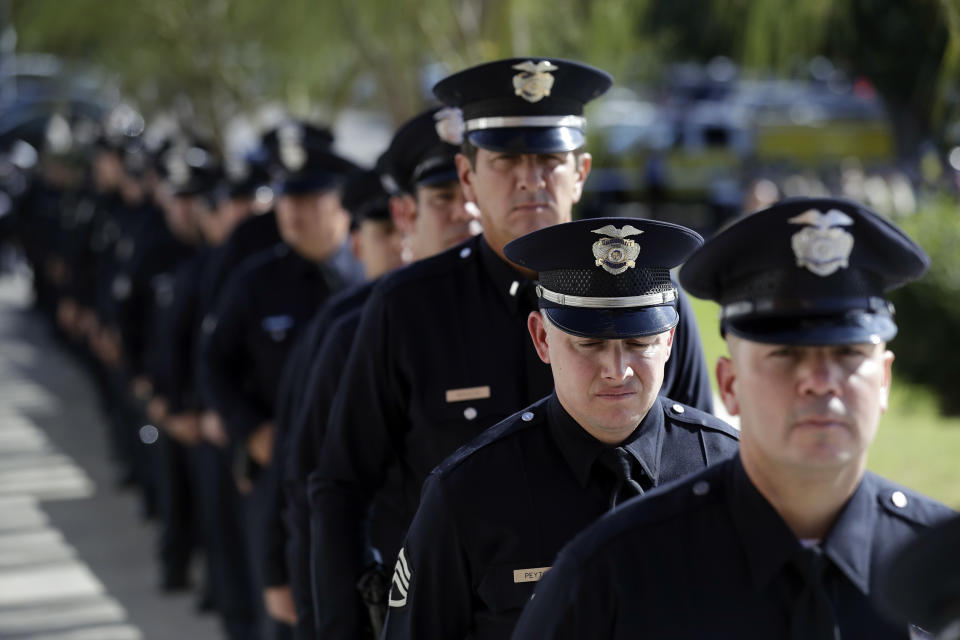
(789, 546, 841, 640)
(596, 447, 645, 509)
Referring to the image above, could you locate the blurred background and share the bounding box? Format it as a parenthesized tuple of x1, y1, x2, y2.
(0, 0, 958, 637)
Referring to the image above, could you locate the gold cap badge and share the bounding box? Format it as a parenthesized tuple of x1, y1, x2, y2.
(592, 225, 643, 275)
(788, 209, 855, 277)
(512, 60, 559, 103)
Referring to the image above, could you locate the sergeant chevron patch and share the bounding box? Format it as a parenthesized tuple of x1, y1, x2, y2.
(388, 547, 412, 608)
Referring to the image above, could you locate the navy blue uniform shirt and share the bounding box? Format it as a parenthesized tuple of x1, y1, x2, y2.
(383, 393, 739, 640)
(200, 241, 363, 445)
(311, 234, 714, 638)
(512, 455, 956, 640)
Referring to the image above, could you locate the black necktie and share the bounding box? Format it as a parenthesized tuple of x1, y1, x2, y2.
(789, 546, 840, 640)
(596, 447, 644, 509)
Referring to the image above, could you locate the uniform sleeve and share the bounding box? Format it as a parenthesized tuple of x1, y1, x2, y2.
(661, 287, 714, 414)
(310, 286, 409, 638)
(199, 271, 270, 442)
(383, 474, 473, 639)
(259, 321, 326, 590)
(153, 261, 200, 413)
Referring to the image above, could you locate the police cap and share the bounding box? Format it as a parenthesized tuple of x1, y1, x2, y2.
(265, 121, 357, 195)
(164, 139, 222, 198)
(678, 196, 929, 345)
(433, 58, 612, 154)
(341, 168, 391, 226)
(504, 217, 703, 339)
(383, 107, 460, 194)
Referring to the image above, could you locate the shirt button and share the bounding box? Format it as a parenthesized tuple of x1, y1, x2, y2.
(463, 407, 478, 421)
(460, 246, 472, 259)
(692, 480, 710, 496)
(891, 490, 908, 508)
(671, 403, 685, 414)
(521, 411, 535, 422)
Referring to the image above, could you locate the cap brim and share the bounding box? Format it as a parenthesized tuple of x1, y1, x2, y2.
(467, 127, 584, 153)
(724, 312, 897, 345)
(544, 304, 678, 340)
(416, 167, 459, 188)
(278, 173, 344, 196)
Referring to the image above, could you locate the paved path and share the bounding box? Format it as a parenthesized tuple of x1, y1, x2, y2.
(0, 275, 224, 640)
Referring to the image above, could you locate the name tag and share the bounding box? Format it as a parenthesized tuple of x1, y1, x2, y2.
(513, 567, 551, 583)
(445, 386, 491, 403)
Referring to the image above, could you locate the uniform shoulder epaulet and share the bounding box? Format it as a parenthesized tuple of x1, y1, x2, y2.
(434, 398, 549, 477)
(374, 236, 480, 297)
(868, 472, 957, 527)
(659, 396, 740, 440)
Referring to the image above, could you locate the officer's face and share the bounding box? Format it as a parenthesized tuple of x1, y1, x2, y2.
(717, 336, 893, 474)
(413, 181, 477, 258)
(529, 311, 674, 444)
(276, 190, 350, 258)
(353, 219, 405, 279)
(457, 149, 591, 254)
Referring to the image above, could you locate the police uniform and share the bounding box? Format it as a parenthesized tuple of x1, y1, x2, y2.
(310, 58, 714, 639)
(512, 197, 958, 640)
(880, 514, 960, 639)
(383, 216, 739, 640)
(198, 122, 363, 640)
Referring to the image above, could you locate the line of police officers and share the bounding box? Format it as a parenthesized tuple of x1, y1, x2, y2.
(3, 55, 957, 640)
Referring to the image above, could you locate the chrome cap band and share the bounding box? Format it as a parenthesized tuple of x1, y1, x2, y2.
(537, 284, 677, 309)
(465, 115, 587, 132)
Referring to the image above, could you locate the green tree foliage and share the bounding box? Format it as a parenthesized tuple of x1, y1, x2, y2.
(887, 197, 960, 415)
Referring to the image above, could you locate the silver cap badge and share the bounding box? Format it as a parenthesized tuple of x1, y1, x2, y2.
(592, 225, 643, 275)
(788, 208, 855, 277)
(278, 124, 306, 172)
(512, 60, 558, 103)
(434, 107, 464, 145)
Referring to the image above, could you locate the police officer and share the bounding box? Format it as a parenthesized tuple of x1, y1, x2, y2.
(199, 120, 364, 639)
(383, 216, 740, 639)
(261, 166, 405, 639)
(311, 58, 714, 638)
(880, 514, 960, 639)
(513, 197, 957, 639)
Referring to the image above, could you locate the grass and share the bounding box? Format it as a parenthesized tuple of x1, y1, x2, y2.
(688, 296, 960, 508)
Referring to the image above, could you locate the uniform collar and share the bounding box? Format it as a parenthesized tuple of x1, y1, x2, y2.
(294, 240, 365, 290)
(729, 455, 873, 595)
(546, 393, 664, 488)
(478, 235, 538, 315)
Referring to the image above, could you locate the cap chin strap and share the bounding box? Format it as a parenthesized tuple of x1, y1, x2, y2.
(536, 284, 677, 309)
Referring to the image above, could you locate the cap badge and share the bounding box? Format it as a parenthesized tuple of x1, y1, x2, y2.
(512, 60, 558, 103)
(278, 124, 306, 172)
(434, 107, 464, 145)
(592, 225, 643, 275)
(788, 208, 855, 277)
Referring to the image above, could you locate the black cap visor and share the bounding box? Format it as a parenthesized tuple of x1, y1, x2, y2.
(416, 167, 460, 189)
(278, 173, 344, 196)
(724, 311, 897, 346)
(467, 126, 584, 154)
(544, 304, 678, 340)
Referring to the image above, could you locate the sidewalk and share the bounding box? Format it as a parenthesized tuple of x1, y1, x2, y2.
(0, 274, 224, 640)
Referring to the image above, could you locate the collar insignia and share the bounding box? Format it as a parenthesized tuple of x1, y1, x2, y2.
(788, 208, 855, 277)
(592, 224, 643, 275)
(278, 124, 306, 172)
(434, 107, 464, 145)
(512, 60, 559, 103)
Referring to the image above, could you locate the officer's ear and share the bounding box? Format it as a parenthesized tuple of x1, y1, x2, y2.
(715, 354, 740, 417)
(879, 348, 894, 414)
(389, 193, 417, 235)
(455, 153, 478, 205)
(527, 311, 551, 365)
(570, 152, 592, 204)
